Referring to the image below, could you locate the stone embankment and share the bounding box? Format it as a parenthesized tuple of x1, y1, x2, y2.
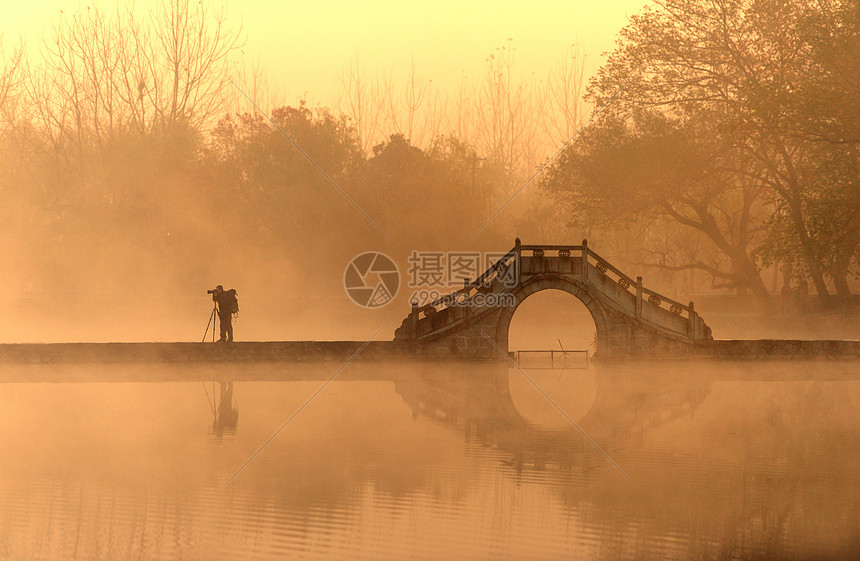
(0, 341, 410, 364)
(699, 339, 860, 360)
(0, 338, 858, 365)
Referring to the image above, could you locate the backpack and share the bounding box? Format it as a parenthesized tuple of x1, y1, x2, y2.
(227, 289, 239, 314)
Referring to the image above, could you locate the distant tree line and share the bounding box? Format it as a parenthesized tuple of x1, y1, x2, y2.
(0, 0, 856, 310)
(0, 1, 582, 300)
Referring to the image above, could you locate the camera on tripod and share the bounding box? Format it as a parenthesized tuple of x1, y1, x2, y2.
(207, 288, 217, 294)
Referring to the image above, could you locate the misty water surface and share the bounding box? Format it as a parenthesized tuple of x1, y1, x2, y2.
(1, 360, 858, 561)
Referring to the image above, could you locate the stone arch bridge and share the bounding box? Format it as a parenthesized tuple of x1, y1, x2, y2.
(394, 239, 713, 359)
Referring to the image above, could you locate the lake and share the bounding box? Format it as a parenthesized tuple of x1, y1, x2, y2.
(1, 359, 858, 560)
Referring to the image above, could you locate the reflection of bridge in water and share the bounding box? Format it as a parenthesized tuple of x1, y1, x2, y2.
(387, 363, 860, 558)
(393, 365, 712, 477)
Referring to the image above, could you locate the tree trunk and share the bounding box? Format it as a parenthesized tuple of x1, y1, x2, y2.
(833, 271, 853, 302)
(786, 190, 831, 300)
(771, 140, 832, 299)
(736, 252, 773, 308)
(696, 212, 772, 309)
(832, 235, 859, 302)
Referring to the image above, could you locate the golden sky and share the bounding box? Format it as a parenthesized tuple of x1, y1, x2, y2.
(1, 0, 650, 105)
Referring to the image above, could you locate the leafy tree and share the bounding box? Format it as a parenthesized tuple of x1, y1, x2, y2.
(358, 133, 502, 250)
(206, 102, 366, 248)
(551, 0, 859, 300)
(543, 108, 771, 300)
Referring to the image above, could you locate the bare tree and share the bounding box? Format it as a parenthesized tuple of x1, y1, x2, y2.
(397, 59, 428, 145)
(469, 39, 543, 181)
(338, 54, 386, 154)
(379, 59, 448, 149)
(0, 36, 24, 141)
(229, 54, 284, 116)
(541, 43, 588, 147)
(150, 0, 240, 132)
(27, 0, 241, 153)
(452, 73, 474, 144)
(0, 34, 27, 211)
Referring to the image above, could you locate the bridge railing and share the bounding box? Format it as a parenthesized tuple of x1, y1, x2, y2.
(518, 241, 694, 319)
(519, 244, 584, 254)
(412, 247, 518, 317)
(583, 246, 693, 318)
(640, 287, 692, 316)
(515, 349, 589, 369)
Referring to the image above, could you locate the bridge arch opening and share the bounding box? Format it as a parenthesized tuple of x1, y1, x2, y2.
(505, 289, 599, 430)
(507, 289, 597, 356)
(495, 276, 611, 358)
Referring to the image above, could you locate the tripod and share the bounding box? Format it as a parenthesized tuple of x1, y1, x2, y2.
(202, 303, 219, 342)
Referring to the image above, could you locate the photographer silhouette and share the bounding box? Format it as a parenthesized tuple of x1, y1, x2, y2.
(209, 285, 238, 342)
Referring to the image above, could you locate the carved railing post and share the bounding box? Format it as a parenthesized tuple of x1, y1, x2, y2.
(688, 301, 697, 340)
(464, 278, 471, 319)
(514, 238, 522, 286)
(636, 276, 643, 319)
(581, 239, 588, 282)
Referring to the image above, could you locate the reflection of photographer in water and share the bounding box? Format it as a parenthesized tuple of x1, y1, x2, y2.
(214, 381, 239, 435)
(208, 285, 238, 342)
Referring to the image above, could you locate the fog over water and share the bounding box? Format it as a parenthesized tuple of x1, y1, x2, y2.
(2, 359, 859, 560)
